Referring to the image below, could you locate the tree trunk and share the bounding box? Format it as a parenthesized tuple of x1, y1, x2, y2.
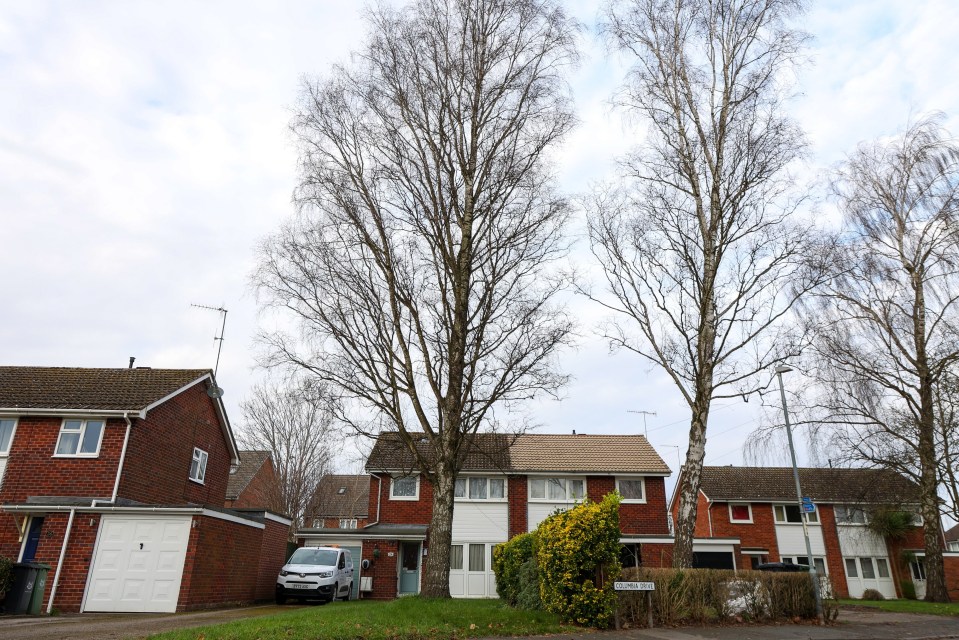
(422, 467, 455, 598)
(918, 404, 949, 602)
(672, 397, 710, 568)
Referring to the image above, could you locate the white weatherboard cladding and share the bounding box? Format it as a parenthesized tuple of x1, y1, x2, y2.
(452, 503, 508, 542)
(84, 515, 191, 613)
(774, 525, 825, 556)
(837, 527, 888, 557)
(528, 502, 576, 532)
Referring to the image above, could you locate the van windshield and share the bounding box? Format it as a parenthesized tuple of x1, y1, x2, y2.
(288, 548, 338, 566)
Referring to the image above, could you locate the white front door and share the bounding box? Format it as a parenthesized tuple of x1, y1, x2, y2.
(911, 558, 927, 599)
(449, 542, 497, 598)
(843, 556, 896, 599)
(84, 515, 191, 612)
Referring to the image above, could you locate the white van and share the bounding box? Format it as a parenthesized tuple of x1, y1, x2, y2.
(276, 546, 354, 604)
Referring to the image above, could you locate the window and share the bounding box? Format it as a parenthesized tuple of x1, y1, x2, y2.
(450, 545, 463, 570)
(783, 556, 827, 574)
(774, 504, 818, 524)
(312, 518, 324, 528)
(845, 558, 858, 578)
(0, 418, 16, 454)
(528, 477, 585, 501)
(391, 475, 419, 499)
(616, 478, 646, 502)
(454, 476, 506, 501)
(54, 419, 104, 457)
(876, 558, 890, 578)
(834, 505, 868, 524)
(189, 447, 208, 483)
(749, 554, 769, 569)
(339, 518, 358, 529)
(620, 543, 642, 569)
(728, 503, 752, 523)
(468, 544, 485, 571)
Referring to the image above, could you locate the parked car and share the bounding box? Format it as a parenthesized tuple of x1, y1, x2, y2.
(755, 562, 809, 572)
(276, 546, 354, 604)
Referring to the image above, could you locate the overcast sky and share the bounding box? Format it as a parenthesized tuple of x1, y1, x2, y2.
(2, 0, 958, 489)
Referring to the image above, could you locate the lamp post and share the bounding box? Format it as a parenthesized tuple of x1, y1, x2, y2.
(775, 364, 824, 624)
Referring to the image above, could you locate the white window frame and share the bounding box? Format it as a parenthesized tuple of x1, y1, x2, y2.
(774, 503, 819, 525)
(834, 505, 869, 525)
(0, 417, 17, 455)
(339, 518, 358, 529)
(189, 447, 208, 484)
(615, 477, 647, 503)
(527, 476, 586, 502)
(454, 475, 508, 502)
(781, 555, 828, 574)
(390, 474, 420, 500)
(728, 503, 753, 524)
(312, 518, 324, 528)
(53, 418, 105, 458)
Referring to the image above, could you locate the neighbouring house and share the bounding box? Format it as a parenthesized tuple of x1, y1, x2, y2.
(225, 450, 279, 510)
(307, 474, 370, 530)
(946, 523, 959, 552)
(670, 466, 959, 600)
(0, 366, 291, 613)
(297, 432, 675, 600)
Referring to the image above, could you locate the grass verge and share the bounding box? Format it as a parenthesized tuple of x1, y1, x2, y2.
(840, 598, 959, 617)
(149, 597, 572, 640)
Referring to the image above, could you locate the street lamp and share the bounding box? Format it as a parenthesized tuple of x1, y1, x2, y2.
(775, 364, 825, 624)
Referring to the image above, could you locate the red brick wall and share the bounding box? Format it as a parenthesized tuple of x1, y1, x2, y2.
(119, 383, 231, 507)
(376, 474, 433, 525)
(317, 517, 369, 529)
(178, 514, 262, 610)
(945, 555, 959, 601)
(362, 539, 400, 599)
(817, 505, 849, 598)
(706, 502, 781, 564)
(226, 460, 280, 510)
(641, 543, 673, 568)
(507, 476, 527, 537)
(253, 517, 291, 601)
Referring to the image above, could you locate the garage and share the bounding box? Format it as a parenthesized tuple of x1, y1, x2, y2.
(83, 514, 192, 613)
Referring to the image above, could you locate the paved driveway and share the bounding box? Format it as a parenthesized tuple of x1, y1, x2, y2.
(1, 604, 303, 640)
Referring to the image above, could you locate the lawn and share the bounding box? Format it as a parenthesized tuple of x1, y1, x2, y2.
(148, 598, 573, 640)
(840, 599, 959, 617)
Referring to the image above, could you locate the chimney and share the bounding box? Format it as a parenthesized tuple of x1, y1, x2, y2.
(128, 356, 135, 369)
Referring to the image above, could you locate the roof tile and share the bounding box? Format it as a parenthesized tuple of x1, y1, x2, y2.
(698, 466, 920, 503)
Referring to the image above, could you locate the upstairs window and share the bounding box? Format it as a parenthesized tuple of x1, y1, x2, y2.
(728, 503, 753, 523)
(454, 476, 506, 501)
(774, 503, 818, 524)
(0, 418, 16, 454)
(339, 518, 358, 529)
(55, 419, 104, 457)
(616, 477, 646, 503)
(529, 477, 585, 501)
(189, 447, 208, 484)
(391, 475, 419, 500)
(834, 505, 868, 524)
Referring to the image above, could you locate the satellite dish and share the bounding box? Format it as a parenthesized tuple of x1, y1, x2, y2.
(207, 386, 225, 399)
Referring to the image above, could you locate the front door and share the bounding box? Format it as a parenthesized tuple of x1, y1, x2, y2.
(910, 557, 927, 599)
(398, 542, 421, 595)
(21, 516, 44, 562)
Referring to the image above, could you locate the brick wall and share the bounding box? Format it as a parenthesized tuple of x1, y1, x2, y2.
(362, 539, 399, 599)
(119, 383, 231, 506)
(317, 517, 369, 529)
(252, 517, 291, 601)
(226, 460, 280, 510)
(706, 502, 781, 565)
(375, 474, 433, 525)
(507, 476, 527, 537)
(177, 514, 262, 610)
(817, 505, 849, 598)
(641, 542, 673, 568)
(945, 555, 959, 601)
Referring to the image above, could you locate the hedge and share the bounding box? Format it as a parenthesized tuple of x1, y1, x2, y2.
(492, 532, 537, 607)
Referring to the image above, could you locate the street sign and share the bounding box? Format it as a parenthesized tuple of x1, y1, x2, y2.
(802, 496, 813, 504)
(802, 503, 816, 512)
(614, 581, 655, 591)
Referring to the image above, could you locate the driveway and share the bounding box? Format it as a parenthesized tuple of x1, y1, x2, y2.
(0, 604, 302, 640)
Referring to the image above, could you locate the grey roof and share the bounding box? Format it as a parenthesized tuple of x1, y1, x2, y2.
(227, 450, 272, 500)
(0, 366, 210, 411)
(946, 523, 959, 543)
(310, 474, 369, 518)
(698, 466, 920, 504)
(366, 432, 670, 475)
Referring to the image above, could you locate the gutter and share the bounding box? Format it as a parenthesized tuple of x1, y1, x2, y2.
(707, 499, 714, 537)
(0, 407, 146, 419)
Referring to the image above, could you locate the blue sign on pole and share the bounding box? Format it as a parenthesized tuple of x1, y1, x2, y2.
(802, 496, 813, 504)
(802, 503, 816, 513)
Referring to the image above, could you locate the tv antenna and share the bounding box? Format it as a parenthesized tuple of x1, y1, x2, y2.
(191, 303, 227, 398)
(627, 410, 657, 438)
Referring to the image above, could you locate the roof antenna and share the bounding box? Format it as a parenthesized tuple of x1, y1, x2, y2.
(191, 303, 228, 398)
(627, 410, 657, 438)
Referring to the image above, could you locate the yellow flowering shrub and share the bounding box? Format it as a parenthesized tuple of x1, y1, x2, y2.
(535, 493, 622, 627)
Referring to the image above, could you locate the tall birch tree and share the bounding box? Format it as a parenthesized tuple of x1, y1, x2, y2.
(254, 0, 577, 597)
(593, 0, 822, 567)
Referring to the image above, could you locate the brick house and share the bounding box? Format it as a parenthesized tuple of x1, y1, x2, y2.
(670, 466, 959, 599)
(298, 432, 674, 599)
(0, 366, 291, 613)
(307, 474, 370, 530)
(225, 450, 279, 510)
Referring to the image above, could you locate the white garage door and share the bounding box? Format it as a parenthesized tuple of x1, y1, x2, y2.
(84, 515, 192, 612)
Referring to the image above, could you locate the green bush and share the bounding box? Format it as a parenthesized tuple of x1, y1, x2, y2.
(492, 532, 537, 607)
(536, 493, 622, 628)
(515, 556, 542, 610)
(900, 579, 917, 600)
(861, 588, 885, 601)
(0, 555, 13, 595)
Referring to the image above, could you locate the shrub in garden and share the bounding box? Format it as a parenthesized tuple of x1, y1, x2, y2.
(861, 588, 885, 601)
(493, 532, 537, 607)
(515, 556, 542, 610)
(0, 556, 13, 595)
(900, 579, 917, 600)
(536, 493, 622, 627)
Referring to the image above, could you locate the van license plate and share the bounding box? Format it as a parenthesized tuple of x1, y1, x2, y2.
(289, 584, 312, 590)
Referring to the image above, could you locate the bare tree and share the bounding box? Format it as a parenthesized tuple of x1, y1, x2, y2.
(799, 116, 959, 602)
(254, 0, 577, 597)
(238, 380, 338, 534)
(593, 0, 823, 567)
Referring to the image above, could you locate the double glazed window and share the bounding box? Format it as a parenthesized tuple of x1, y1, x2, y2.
(728, 503, 753, 523)
(454, 476, 506, 501)
(391, 475, 419, 499)
(529, 477, 585, 501)
(189, 447, 208, 483)
(55, 419, 104, 456)
(834, 505, 868, 524)
(450, 543, 492, 572)
(782, 556, 827, 574)
(0, 418, 16, 454)
(774, 504, 818, 524)
(339, 518, 358, 529)
(615, 478, 646, 502)
(845, 557, 890, 580)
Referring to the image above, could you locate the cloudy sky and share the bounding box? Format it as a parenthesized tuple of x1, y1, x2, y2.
(2, 0, 958, 488)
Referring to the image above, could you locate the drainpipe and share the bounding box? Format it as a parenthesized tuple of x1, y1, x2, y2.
(111, 413, 132, 503)
(707, 501, 714, 537)
(47, 508, 76, 613)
